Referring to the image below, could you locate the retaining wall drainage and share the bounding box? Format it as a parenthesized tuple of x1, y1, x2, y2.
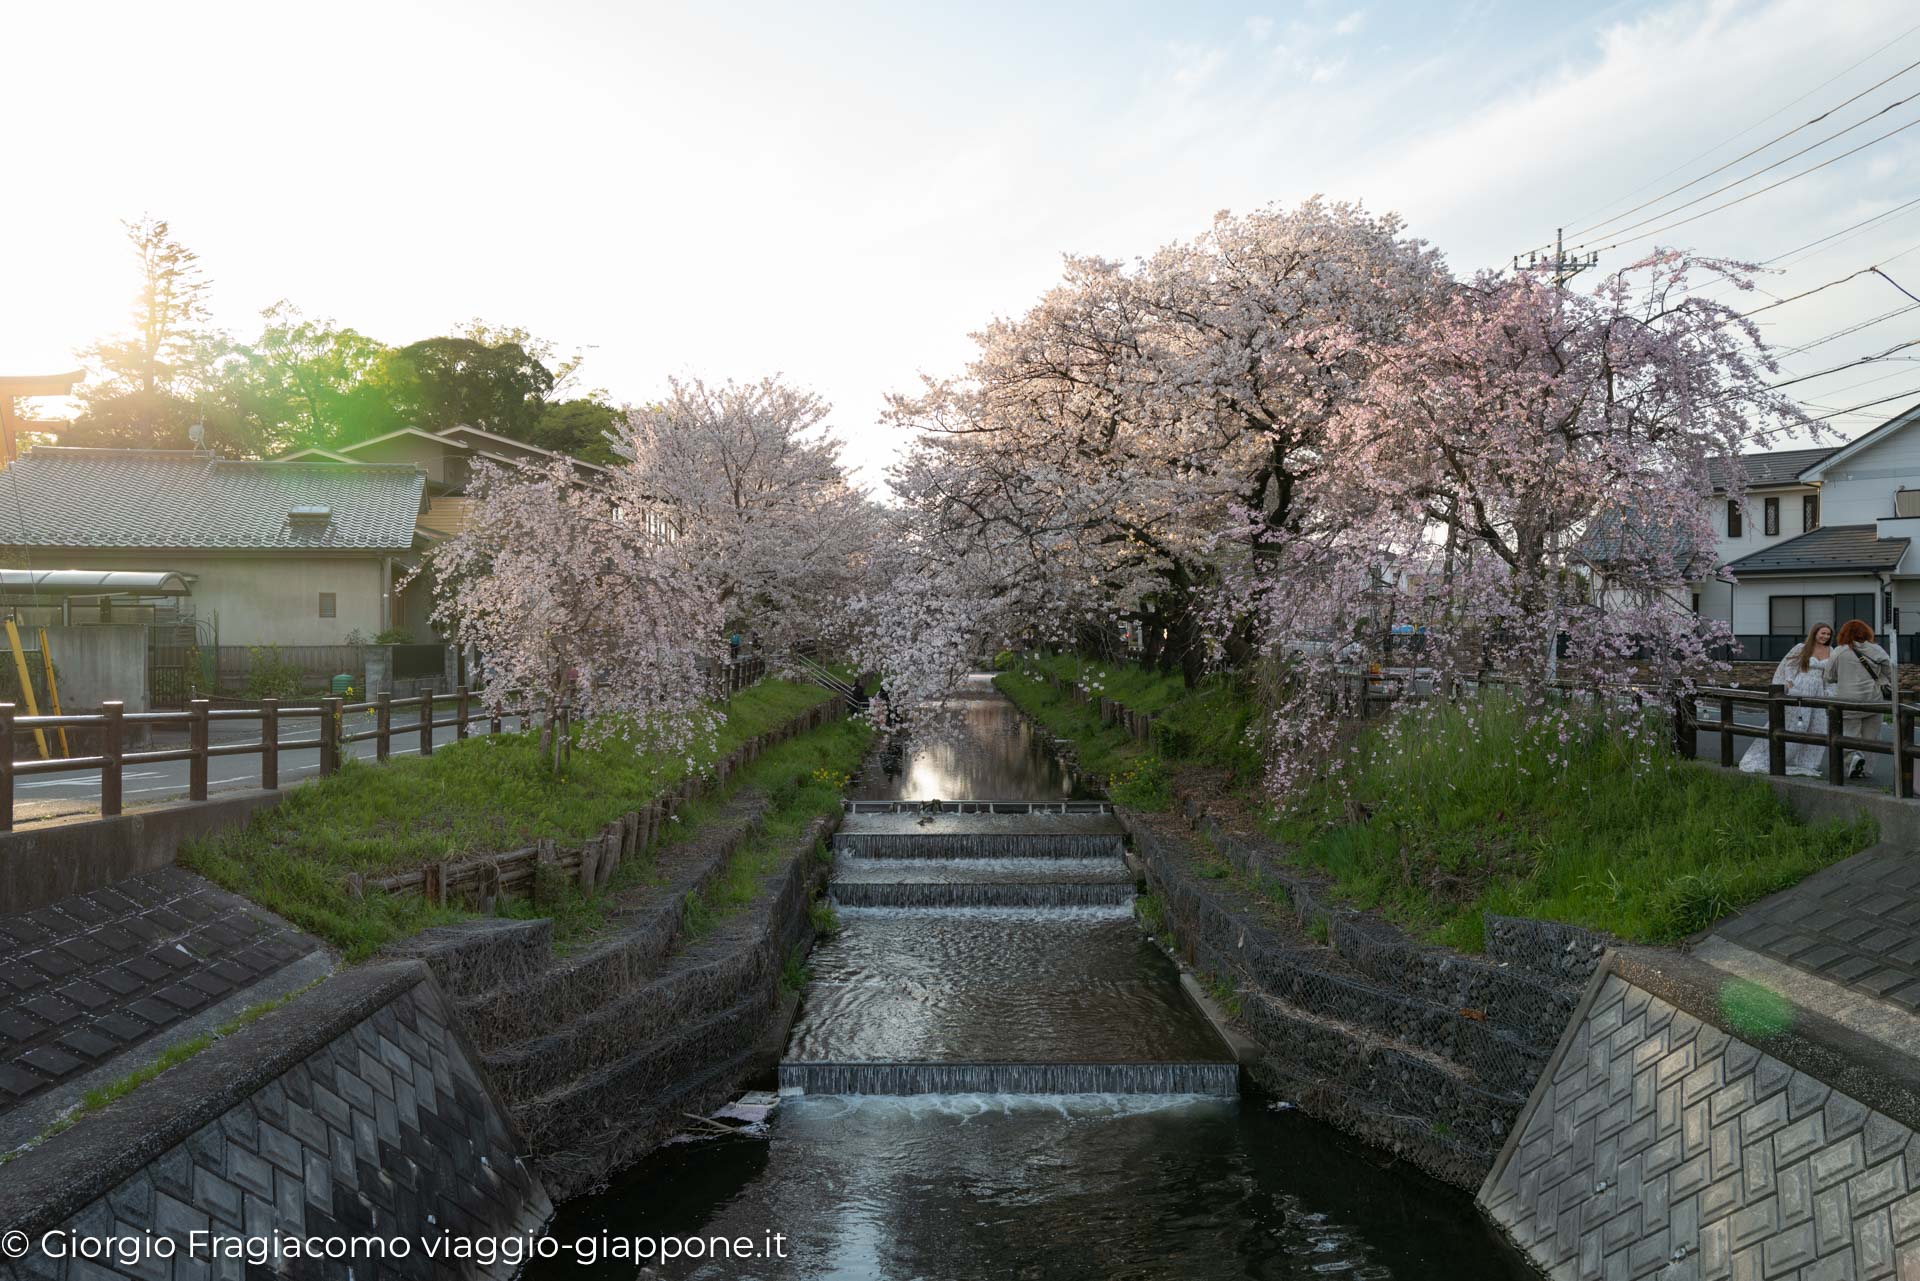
(0, 961, 549, 1280)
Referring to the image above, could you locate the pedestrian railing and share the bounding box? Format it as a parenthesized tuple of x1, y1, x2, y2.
(1686, 685, 1918, 798)
(0, 655, 776, 832)
(0, 687, 525, 832)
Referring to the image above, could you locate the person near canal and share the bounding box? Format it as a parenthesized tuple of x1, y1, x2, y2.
(1831, 619, 1894, 780)
(1739, 622, 1837, 777)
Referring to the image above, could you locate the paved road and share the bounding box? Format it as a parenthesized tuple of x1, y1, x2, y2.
(13, 712, 529, 826)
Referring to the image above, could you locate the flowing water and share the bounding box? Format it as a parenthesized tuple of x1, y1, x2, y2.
(530, 679, 1535, 1279)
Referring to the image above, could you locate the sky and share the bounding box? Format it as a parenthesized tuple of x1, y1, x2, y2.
(4, 0, 1919, 488)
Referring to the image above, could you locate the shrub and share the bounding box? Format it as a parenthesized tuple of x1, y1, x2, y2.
(244, 646, 304, 700)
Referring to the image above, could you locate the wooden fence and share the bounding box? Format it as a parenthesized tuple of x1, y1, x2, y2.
(0, 687, 523, 832)
(1046, 662, 1920, 800)
(0, 656, 781, 830)
(1685, 685, 1918, 798)
(356, 695, 848, 909)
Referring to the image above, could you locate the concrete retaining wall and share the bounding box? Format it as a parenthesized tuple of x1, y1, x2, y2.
(1480, 950, 1920, 1280)
(0, 961, 550, 1279)
(0, 790, 287, 916)
(41, 625, 149, 716)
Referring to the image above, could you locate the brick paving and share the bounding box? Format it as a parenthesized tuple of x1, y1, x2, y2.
(0, 868, 320, 1113)
(1713, 847, 1920, 1011)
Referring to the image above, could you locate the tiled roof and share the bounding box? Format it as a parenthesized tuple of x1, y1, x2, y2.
(1723, 524, 1908, 575)
(0, 449, 424, 551)
(1710, 446, 1838, 490)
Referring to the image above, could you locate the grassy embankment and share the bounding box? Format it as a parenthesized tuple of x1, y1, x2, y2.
(186, 678, 869, 962)
(996, 652, 1872, 949)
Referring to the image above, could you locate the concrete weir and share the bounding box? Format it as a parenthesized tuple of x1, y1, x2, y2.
(782, 804, 1236, 1097)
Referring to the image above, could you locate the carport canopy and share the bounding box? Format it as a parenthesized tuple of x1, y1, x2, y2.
(0, 569, 192, 600)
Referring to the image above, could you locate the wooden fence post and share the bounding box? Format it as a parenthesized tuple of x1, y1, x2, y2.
(321, 697, 342, 777)
(377, 692, 392, 763)
(101, 701, 124, 817)
(419, 689, 435, 757)
(261, 698, 279, 790)
(1827, 706, 1845, 786)
(1719, 694, 1735, 768)
(1670, 694, 1695, 761)
(0, 703, 15, 832)
(189, 698, 210, 801)
(1898, 707, 1914, 800)
(456, 685, 470, 741)
(1767, 685, 1787, 777)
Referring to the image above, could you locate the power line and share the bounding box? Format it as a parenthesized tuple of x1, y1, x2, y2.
(1573, 90, 1920, 252)
(1583, 112, 1920, 256)
(1565, 56, 1920, 245)
(1768, 339, 1920, 392)
(1805, 385, 1920, 422)
(1742, 265, 1920, 318)
(1529, 21, 1920, 258)
(1776, 302, 1920, 357)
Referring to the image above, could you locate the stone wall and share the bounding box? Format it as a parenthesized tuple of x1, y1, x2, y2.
(1127, 808, 1578, 1188)
(0, 961, 549, 1280)
(399, 797, 839, 1200)
(1480, 950, 1920, 1280)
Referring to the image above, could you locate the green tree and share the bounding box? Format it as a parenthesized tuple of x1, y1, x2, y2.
(527, 398, 621, 463)
(218, 302, 403, 452)
(386, 336, 554, 439)
(67, 217, 247, 451)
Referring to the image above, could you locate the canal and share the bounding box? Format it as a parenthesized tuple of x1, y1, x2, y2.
(532, 678, 1534, 1279)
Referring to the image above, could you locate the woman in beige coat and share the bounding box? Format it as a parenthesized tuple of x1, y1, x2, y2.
(1831, 619, 1893, 779)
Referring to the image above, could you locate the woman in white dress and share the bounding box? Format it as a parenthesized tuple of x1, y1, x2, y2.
(1740, 623, 1836, 776)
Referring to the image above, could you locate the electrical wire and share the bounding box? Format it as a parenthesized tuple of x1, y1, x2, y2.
(1566, 57, 1920, 245)
(1582, 112, 1920, 256)
(1528, 21, 1920, 257)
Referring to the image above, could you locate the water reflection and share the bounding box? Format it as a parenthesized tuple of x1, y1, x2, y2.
(530, 1094, 1538, 1281)
(858, 676, 1095, 801)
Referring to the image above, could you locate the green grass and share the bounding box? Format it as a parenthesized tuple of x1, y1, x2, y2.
(4, 979, 323, 1161)
(994, 653, 1261, 805)
(1266, 694, 1875, 948)
(1005, 653, 1875, 950)
(184, 679, 844, 962)
(494, 716, 869, 951)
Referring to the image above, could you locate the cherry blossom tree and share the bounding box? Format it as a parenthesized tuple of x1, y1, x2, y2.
(612, 377, 882, 657)
(1250, 253, 1815, 797)
(887, 199, 1448, 687)
(425, 458, 724, 770)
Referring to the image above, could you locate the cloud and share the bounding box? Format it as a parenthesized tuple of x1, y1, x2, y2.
(1246, 15, 1275, 42)
(1332, 10, 1367, 37)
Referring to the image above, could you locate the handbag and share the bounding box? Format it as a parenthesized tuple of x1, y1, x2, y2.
(1857, 646, 1895, 700)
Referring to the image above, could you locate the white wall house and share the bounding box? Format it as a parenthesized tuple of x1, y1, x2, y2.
(1693, 401, 1920, 663)
(0, 447, 427, 648)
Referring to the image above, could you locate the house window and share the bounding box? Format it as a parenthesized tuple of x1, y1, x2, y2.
(1769, 593, 1874, 638)
(1803, 494, 1820, 532)
(1764, 497, 1779, 536)
(318, 592, 337, 619)
(1727, 500, 1743, 538)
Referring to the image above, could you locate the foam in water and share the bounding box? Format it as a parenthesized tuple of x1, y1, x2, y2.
(833, 903, 1136, 921)
(830, 882, 1135, 909)
(834, 832, 1126, 859)
(779, 1061, 1240, 1097)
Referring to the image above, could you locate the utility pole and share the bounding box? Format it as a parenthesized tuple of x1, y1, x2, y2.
(1513, 228, 1598, 287)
